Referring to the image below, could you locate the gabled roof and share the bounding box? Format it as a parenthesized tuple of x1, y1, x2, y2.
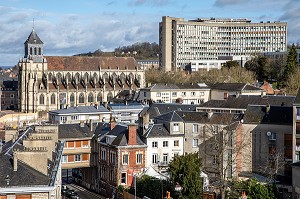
(139, 103, 198, 119)
(45, 56, 138, 71)
(144, 83, 209, 90)
(58, 123, 94, 139)
(155, 111, 208, 123)
(49, 105, 110, 115)
(199, 95, 295, 110)
(24, 29, 43, 44)
(210, 83, 262, 91)
(243, 105, 293, 124)
(0, 154, 49, 187)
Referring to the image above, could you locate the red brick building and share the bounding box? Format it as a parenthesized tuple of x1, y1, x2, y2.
(95, 122, 147, 198)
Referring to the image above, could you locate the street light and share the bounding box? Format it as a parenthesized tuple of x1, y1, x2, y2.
(174, 182, 183, 198)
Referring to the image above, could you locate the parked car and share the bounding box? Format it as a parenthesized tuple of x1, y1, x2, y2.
(70, 192, 80, 199)
(61, 185, 69, 196)
(65, 189, 75, 198)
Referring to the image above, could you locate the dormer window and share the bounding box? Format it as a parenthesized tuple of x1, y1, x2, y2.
(173, 123, 179, 131)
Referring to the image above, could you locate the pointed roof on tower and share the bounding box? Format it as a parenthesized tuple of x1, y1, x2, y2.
(24, 29, 43, 45)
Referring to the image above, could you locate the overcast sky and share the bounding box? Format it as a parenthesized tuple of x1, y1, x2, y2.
(0, 0, 299, 66)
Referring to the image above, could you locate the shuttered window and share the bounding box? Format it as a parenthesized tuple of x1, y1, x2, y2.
(82, 154, 89, 161)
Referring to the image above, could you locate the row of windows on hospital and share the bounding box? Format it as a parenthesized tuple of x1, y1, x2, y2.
(39, 92, 106, 105)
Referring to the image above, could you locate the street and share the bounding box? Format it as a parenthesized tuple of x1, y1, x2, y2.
(63, 184, 106, 199)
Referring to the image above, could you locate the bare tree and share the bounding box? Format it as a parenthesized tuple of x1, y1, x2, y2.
(199, 113, 252, 199)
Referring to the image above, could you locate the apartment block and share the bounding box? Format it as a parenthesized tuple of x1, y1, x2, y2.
(159, 16, 287, 71)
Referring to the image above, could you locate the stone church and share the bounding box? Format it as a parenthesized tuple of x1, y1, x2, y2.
(18, 29, 145, 113)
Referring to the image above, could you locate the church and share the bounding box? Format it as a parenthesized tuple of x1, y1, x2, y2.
(18, 28, 145, 113)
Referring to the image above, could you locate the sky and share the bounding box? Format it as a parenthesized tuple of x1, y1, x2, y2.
(0, 0, 299, 66)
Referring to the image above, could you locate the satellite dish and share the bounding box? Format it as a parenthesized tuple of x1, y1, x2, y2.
(266, 131, 272, 136)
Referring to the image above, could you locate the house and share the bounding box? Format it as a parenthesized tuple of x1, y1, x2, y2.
(293, 89, 300, 163)
(0, 125, 63, 198)
(138, 83, 210, 105)
(1, 80, 18, 110)
(209, 83, 265, 100)
(142, 123, 184, 173)
(95, 122, 147, 198)
(48, 105, 111, 124)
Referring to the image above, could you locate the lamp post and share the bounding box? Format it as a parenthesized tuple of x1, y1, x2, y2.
(174, 183, 183, 198)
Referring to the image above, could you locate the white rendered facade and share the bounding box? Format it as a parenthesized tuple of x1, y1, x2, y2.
(159, 16, 287, 71)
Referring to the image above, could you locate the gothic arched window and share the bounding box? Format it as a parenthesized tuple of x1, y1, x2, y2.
(88, 93, 94, 103)
(79, 93, 84, 103)
(34, 47, 37, 55)
(39, 94, 45, 105)
(30, 47, 33, 55)
(97, 93, 102, 102)
(51, 94, 56, 104)
(39, 47, 42, 55)
(70, 93, 75, 103)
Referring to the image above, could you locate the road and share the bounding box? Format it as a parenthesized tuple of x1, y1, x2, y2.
(64, 184, 106, 199)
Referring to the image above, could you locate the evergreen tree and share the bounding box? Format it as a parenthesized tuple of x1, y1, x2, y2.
(284, 43, 298, 80)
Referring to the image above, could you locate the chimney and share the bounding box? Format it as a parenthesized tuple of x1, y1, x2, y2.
(80, 121, 85, 127)
(128, 124, 137, 145)
(13, 152, 18, 171)
(110, 117, 117, 130)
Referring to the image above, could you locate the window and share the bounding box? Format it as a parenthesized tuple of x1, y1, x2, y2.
(39, 47, 42, 55)
(39, 94, 45, 105)
(110, 152, 116, 164)
(75, 154, 82, 162)
(10, 100, 14, 105)
(152, 141, 158, 148)
(70, 93, 75, 103)
(156, 92, 161, 97)
(191, 92, 195, 96)
(163, 141, 168, 147)
(62, 155, 67, 163)
(121, 173, 126, 184)
(101, 149, 106, 160)
(172, 92, 177, 96)
(97, 93, 102, 102)
(182, 92, 186, 96)
(10, 94, 14, 98)
(136, 153, 143, 164)
(79, 93, 85, 103)
(144, 92, 147, 97)
(174, 152, 179, 158)
(60, 116, 67, 123)
(152, 153, 158, 164)
(173, 123, 179, 131)
(123, 154, 129, 165)
(193, 124, 198, 133)
(193, 139, 199, 147)
(50, 94, 56, 105)
(101, 166, 106, 178)
(71, 115, 78, 121)
(88, 93, 94, 102)
(82, 140, 88, 148)
(163, 153, 168, 164)
(174, 140, 179, 147)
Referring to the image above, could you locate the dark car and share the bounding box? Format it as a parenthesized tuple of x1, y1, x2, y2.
(61, 185, 69, 196)
(70, 192, 80, 199)
(65, 189, 75, 198)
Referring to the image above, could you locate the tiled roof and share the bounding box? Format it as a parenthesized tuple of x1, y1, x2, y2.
(49, 105, 110, 115)
(24, 29, 43, 44)
(243, 105, 293, 124)
(199, 95, 295, 110)
(45, 56, 137, 71)
(58, 123, 94, 139)
(0, 154, 49, 187)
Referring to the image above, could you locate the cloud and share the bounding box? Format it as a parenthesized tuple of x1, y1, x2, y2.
(128, 0, 170, 6)
(279, 7, 300, 43)
(214, 0, 247, 7)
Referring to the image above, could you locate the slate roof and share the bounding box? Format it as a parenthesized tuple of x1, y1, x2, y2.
(45, 56, 137, 71)
(58, 123, 94, 139)
(98, 124, 146, 147)
(155, 111, 208, 123)
(145, 124, 180, 138)
(243, 105, 293, 124)
(108, 103, 147, 111)
(209, 83, 262, 91)
(294, 89, 300, 105)
(144, 83, 209, 90)
(49, 105, 110, 115)
(24, 29, 43, 44)
(199, 95, 295, 110)
(139, 103, 198, 119)
(1, 80, 18, 91)
(0, 154, 49, 187)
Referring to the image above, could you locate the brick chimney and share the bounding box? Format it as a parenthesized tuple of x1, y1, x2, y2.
(110, 117, 117, 130)
(128, 124, 137, 145)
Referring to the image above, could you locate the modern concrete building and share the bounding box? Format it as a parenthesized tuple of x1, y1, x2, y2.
(159, 16, 287, 71)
